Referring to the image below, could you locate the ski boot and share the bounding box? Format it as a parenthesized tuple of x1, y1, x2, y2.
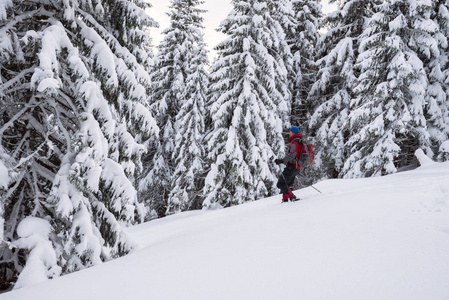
(282, 190, 293, 203)
(290, 193, 299, 202)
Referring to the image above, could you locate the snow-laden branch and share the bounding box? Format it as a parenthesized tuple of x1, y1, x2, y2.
(0, 67, 35, 93)
(0, 100, 36, 138)
(0, 238, 18, 249)
(11, 134, 51, 170)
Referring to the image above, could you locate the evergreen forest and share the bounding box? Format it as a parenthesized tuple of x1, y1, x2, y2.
(1, 0, 448, 291)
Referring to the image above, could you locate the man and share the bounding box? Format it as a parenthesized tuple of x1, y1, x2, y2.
(274, 126, 305, 202)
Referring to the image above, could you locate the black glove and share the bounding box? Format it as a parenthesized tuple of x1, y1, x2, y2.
(275, 158, 284, 165)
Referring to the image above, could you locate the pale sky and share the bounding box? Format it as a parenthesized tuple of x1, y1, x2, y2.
(148, 1, 338, 60)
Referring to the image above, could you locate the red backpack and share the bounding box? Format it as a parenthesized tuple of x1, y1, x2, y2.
(293, 138, 314, 168)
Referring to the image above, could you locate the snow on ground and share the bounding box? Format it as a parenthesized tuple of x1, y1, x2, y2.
(2, 160, 449, 300)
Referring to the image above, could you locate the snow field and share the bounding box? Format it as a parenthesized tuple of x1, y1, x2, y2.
(2, 161, 449, 300)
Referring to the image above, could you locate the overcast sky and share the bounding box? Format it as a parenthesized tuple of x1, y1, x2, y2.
(148, 0, 338, 60)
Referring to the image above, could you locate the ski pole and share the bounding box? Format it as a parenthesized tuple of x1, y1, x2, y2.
(310, 185, 322, 194)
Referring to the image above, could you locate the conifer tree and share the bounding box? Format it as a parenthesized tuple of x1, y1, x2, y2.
(344, 0, 437, 177)
(203, 0, 289, 208)
(308, 0, 381, 179)
(168, 2, 209, 215)
(140, 0, 208, 217)
(0, 0, 158, 288)
(267, 0, 295, 127)
(427, 0, 449, 158)
(288, 0, 322, 128)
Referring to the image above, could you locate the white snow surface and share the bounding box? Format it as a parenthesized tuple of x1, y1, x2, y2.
(3, 161, 449, 299)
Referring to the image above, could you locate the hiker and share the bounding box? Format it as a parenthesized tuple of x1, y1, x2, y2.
(274, 126, 305, 202)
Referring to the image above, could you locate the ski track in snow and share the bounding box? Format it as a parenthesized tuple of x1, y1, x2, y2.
(2, 162, 449, 300)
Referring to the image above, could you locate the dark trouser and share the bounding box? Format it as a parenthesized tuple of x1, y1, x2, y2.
(277, 164, 299, 194)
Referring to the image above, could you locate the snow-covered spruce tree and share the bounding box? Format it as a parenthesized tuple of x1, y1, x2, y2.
(203, 0, 289, 208)
(308, 0, 381, 179)
(0, 0, 158, 288)
(344, 0, 437, 177)
(168, 2, 209, 215)
(288, 0, 322, 129)
(140, 0, 208, 218)
(266, 0, 295, 127)
(427, 0, 449, 159)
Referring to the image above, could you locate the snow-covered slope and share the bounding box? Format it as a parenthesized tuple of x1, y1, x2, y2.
(3, 160, 449, 300)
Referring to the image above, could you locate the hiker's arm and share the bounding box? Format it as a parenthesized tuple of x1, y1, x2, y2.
(282, 143, 298, 164)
